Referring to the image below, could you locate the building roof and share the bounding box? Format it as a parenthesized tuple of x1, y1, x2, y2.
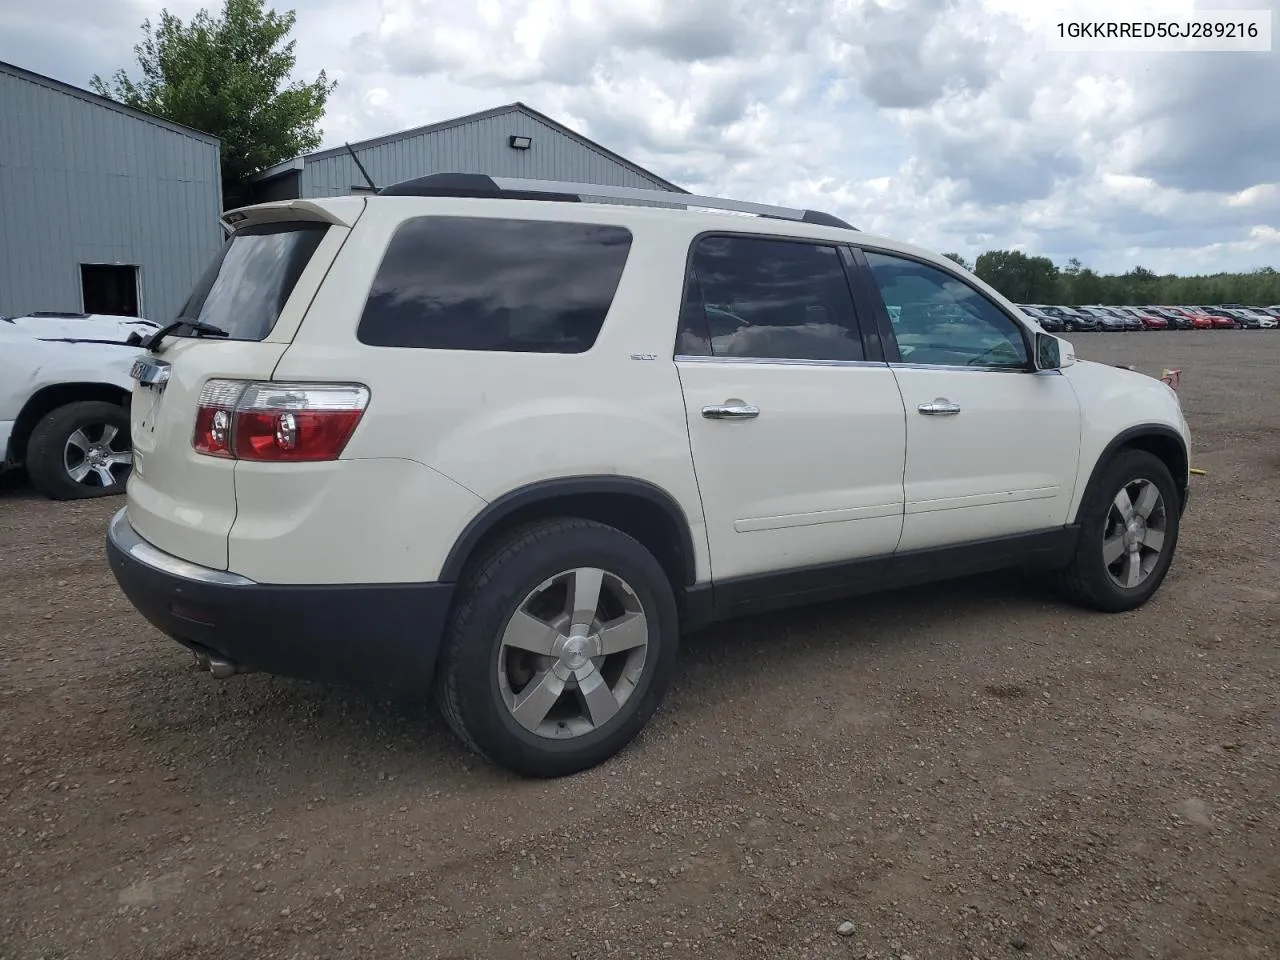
(0, 59, 221, 145)
(252, 101, 686, 193)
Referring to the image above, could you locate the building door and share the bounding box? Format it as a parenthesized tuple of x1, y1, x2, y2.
(81, 264, 141, 317)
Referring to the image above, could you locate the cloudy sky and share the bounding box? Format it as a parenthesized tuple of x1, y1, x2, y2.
(2, 0, 1276, 274)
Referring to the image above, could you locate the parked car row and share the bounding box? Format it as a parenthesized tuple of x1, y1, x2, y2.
(1019, 303, 1280, 332)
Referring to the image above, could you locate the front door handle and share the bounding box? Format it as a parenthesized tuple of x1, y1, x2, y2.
(917, 398, 961, 416)
(702, 401, 760, 420)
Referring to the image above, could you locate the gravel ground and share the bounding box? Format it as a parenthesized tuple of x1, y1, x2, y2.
(1, 331, 1277, 960)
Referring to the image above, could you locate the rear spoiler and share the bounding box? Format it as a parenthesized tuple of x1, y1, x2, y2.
(220, 197, 367, 234)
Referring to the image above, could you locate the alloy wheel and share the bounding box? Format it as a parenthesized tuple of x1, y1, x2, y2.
(1103, 478, 1167, 589)
(497, 567, 649, 739)
(64, 423, 132, 488)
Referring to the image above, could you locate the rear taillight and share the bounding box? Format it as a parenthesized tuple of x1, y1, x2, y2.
(193, 380, 369, 462)
(193, 379, 242, 457)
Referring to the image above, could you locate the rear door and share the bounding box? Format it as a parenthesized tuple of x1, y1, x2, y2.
(127, 202, 360, 569)
(675, 233, 907, 590)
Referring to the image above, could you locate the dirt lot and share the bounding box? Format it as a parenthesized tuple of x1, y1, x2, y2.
(1, 331, 1277, 960)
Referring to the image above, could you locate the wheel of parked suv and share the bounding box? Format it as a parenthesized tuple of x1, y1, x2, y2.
(1050, 448, 1180, 613)
(435, 518, 681, 777)
(25, 401, 132, 500)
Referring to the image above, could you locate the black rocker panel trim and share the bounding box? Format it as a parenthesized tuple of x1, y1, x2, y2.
(706, 526, 1080, 621)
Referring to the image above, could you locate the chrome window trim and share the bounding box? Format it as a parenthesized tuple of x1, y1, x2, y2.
(674, 355, 889, 368)
(889, 361, 1054, 374)
(108, 508, 257, 586)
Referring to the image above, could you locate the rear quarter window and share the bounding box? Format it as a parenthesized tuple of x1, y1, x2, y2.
(356, 216, 633, 353)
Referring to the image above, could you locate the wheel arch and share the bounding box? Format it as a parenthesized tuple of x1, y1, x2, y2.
(440, 476, 700, 593)
(10, 382, 131, 466)
(1075, 425, 1189, 521)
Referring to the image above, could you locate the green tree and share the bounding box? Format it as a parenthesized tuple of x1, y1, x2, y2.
(942, 252, 971, 271)
(1068, 267, 1106, 304)
(973, 249, 1061, 303)
(972, 251, 1280, 306)
(91, 0, 335, 207)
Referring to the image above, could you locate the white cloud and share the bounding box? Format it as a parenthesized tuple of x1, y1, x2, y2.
(1, 0, 1277, 273)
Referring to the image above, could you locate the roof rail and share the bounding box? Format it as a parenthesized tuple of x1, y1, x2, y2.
(376, 173, 858, 231)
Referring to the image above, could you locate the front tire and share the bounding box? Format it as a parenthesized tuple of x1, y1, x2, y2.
(435, 518, 681, 778)
(25, 401, 132, 500)
(1051, 449, 1181, 612)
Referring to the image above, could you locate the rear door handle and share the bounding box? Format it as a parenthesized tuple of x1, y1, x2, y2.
(702, 401, 760, 420)
(917, 398, 961, 416)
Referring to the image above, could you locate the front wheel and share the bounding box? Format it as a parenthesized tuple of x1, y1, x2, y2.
(435, 518, 680, 777)
(25, 401, 132, 500)
(1050, 449, 1181, 612)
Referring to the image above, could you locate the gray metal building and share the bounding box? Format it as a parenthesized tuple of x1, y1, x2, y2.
(0, 61, 224, 322)
(248, 102, 685, 203)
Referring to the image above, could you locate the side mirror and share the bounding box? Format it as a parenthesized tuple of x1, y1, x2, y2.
(1035, 332, 1075, 369)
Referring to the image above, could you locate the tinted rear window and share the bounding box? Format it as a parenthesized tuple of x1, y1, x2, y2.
(177, 222, 329, 341)
(357, 216, 633, 353)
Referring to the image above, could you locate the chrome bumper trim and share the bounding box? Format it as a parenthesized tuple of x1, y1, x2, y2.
(108, 507, 256, 587)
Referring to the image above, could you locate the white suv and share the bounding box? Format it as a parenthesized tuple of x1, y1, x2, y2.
(106, 174, 1191, 778)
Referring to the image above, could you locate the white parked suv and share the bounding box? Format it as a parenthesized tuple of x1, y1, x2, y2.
(106, 174, 1191, 777)
(1, 311, 156, 499)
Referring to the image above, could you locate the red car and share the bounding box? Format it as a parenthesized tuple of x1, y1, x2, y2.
(1165, 307, 1215, 329)
(1199, 308, 1240, 329)
(1131, 309, 1168, 330)
(1111, 306, 1166, 329)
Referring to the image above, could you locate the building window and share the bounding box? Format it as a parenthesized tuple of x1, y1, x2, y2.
(80, 264, 140, 317)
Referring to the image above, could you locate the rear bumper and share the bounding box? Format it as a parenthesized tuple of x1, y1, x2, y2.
(105, 507, 454, 695)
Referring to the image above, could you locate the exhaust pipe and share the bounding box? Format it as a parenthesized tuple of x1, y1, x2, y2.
(208, 657, 239, 679)
(191, 650, 244, 679)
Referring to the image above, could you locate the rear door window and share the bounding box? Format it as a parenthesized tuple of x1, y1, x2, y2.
(677, 235, 865, 361)
(357, 216, 633, 353)
(178, 222, 330, 341)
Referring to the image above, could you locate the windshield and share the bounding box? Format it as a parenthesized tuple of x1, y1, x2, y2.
(176, 222, 329, 341)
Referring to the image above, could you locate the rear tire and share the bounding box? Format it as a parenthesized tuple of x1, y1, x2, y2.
(435, 517, 681, 778)
(26, 401, 132, 501)
(1051, 449, 1180, 612)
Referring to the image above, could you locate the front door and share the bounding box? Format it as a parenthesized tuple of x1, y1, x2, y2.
(857, 249, 1081, 553)
(675, 234, 907, 586)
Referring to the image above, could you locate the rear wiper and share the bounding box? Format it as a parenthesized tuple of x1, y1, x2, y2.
(134, 317, 229, 351)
